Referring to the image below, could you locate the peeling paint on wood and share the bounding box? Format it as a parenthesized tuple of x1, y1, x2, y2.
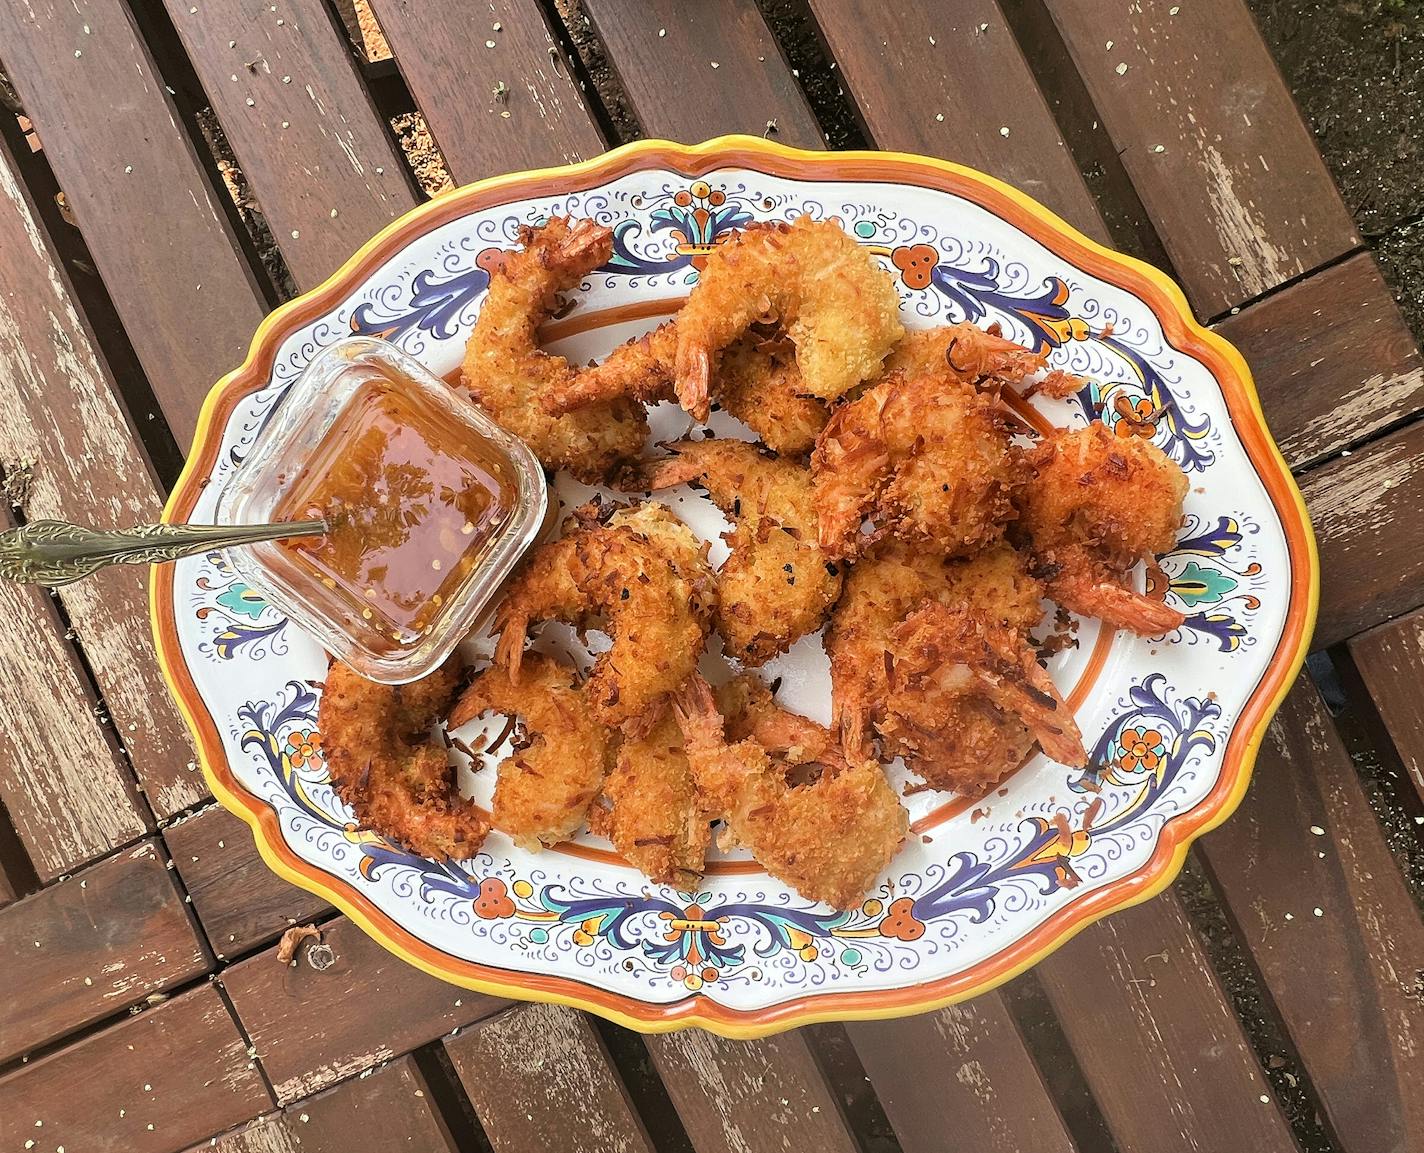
(1303, 421, 1424, 647)
(0, 506, 147, 878)
(1038, 890, 1298, 1153)
(1047, 0, 1358, 316)
(0, 133, 204, 818)
(647, 1027, 860, 1153)
(1215, 253, 1424, 471)
(446, 1003, 654, 1153)
(847, 994, 1075, 1153)
(0, 0, 268, 442)
(221, 916, 505, 1103)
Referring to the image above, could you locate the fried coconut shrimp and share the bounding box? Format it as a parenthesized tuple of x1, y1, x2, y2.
(321, 657, 488, 859)
(449, 655, 614, 850)
(673, 675, 907, 909)
(1016, 422, 1188, 635)
(546, 323, 828, 458)
(493, 501, 717, 726)
(813, 371, 1020, 560)
(639, 439, 841, 665)
(827, 542, 1078, 793)
(674, 217, 904, 420)
(880, 322, 1047, 391)
(892, 603, 1085, 771)
(461, 217, 647, 483)
(588, 711, 710, 889)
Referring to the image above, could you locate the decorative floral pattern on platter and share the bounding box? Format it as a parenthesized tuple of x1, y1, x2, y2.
(238, 673, 1218, 997)
(167, 159, 1295, 1015)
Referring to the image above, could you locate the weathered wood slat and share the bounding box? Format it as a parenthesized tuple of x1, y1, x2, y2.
(0, 506, 148, 880)
(1302, 420, 1424, 650)
(0, 839, 209, 1063)
(583, 0, 823, 147)
(1044, 0, 1359, 317)
(367, 0, 607, 182)
(845, 995, 1077, 1153)
(1349, 608, 1424, 805)
(1214, 253, 1424, 472)
(0, 984, 271, 1153)
(162, 0, 417, 289)
(221, 915, 506, 1103)
(1197, 676, 1424, 1153)
(0, 133, 204, 817)
(644, 1029, 860, 1153)
(444, 1003, 654, 1153)
(806, 0, 1109, 243)
(1036, 889, 1298, 1153)
(191, 1054, 457, 1153)
(164, 805, 332, 958)
(0, 0, 269, 446)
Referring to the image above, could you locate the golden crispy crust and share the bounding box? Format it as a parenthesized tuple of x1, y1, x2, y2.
(589, 711, 710, 889)
(813, 370, 1022, 560)
(674, 218, 904, 418)
(321, 657, 488, 860)
(493, 501, 717, 726)
(827, 542, 1049, 792)
(1015, 422, 1188, 634)
(461, 216, 647, 484)
(639, 439, 840, 665)
(674, 675, 907, 909)
(451, 654, 614, 850)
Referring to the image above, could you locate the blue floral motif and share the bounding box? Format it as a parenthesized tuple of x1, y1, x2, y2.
(349, 265, 493, 344)
(1158, 516, 1263, 652)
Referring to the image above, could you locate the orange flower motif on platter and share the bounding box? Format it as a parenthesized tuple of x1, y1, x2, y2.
(1117, 727, 1166, 773)
(285, 730, 322, 770)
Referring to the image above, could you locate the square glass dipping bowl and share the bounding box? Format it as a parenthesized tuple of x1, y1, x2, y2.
(218, 336, 547, 683)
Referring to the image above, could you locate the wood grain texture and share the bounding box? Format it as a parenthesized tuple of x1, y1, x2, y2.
(191, 1054, 457, 1153)
(188, 1113, 297, 1153)
(221, 915, 506, 1102)
(0, 506, 148, 879)
(162, 0, 416, 289)
(1350, 608, 1424, 804)
(644, 1028, 859, 1153)
(1197, 676, 1424, 1153)
(1046, 0, 1359, 317)
(0, 135, 204, 817)
(1302, 420, 1424, 649)
(0, 985, 271, 1153)
(845, 995, 1077, 1153)
(164, 805, 332, 958)
(1215, 253, 1424, 471)
(0, 839, 209, 1062)
(807, 0, 1109, 243)
(445, 1003, 654, 1153)
(1036, 889, 1298, 1153)
(368, 0, 606, 182)
(0, 0, 268, 446)
(583, 0, 823, 147)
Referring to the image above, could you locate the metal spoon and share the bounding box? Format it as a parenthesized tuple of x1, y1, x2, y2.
(0, 518, 327, 588)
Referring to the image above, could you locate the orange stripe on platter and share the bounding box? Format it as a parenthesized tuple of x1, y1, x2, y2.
(151, 135, 1317, 1038)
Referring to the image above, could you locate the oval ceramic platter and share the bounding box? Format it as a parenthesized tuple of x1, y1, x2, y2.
(153, 136, 1317, 1037)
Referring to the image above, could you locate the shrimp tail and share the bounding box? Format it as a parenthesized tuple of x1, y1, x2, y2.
(670, 673, 724, 749)
(492, 608, 529, 683)
(675, 343, 713, 423)
(1062, 578, 1187, 635)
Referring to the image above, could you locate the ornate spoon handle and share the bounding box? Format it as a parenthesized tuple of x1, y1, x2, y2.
(0, 518, 326, 587)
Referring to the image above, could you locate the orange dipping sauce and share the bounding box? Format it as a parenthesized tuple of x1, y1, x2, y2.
(273, 379, 520, 655)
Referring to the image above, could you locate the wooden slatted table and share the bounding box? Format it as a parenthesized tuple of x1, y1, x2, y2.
(0, 2, 1419, 1151)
